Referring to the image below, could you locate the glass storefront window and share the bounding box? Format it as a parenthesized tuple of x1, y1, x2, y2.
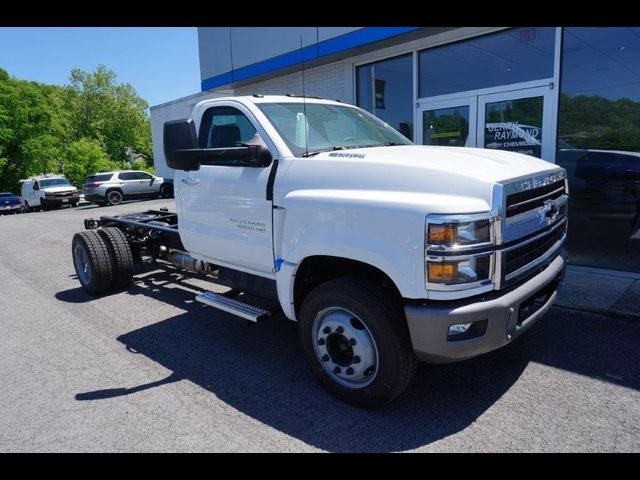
(419, 27, 556, 98)
(557, 27, 640, 272)
(356, 54, 414, 140)
(483, 96, 544, 158)
(422, 106, 470, 147)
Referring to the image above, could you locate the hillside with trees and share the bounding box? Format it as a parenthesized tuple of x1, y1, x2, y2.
(0, 65, 152, 192)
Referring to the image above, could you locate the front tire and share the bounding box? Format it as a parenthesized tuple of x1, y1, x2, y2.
(72, 230, 114, 294)
(298, 277, 417, 408)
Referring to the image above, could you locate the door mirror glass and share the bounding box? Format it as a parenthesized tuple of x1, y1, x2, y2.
(164, 118, 199, 171)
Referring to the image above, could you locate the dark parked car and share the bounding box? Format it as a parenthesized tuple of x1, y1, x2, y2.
(0, 192, 23, 215)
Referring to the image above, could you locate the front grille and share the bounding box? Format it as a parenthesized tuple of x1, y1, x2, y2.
(504, 225, 564, 278)
(506, 179, 565, 218)
(49, 192, 75, 198)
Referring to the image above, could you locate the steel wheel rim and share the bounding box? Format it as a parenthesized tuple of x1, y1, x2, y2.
(73, 244, 92, 285)
(108, 191, 122, 204)
(312, 307, 379, 388)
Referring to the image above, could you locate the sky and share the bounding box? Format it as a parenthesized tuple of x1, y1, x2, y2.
(0, 27, 201, 107)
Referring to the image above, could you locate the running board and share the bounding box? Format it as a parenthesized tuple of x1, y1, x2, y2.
(195, 291, 271, 322)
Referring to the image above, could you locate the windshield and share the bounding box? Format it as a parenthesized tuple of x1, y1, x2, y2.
(39, 178, 72, 188)
(0, 192, 14, 198)
(257, 102, 412, 157)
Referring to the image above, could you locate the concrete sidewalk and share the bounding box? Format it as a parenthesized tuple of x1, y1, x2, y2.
(557, 266, 640, 320)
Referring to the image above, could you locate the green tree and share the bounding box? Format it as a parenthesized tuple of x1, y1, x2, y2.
(0, 65, 153, 193)
(66, 65, 152, 164)
(62, 138, 119, 188)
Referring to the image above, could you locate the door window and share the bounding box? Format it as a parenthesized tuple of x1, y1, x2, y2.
(199, 106, 257, 149)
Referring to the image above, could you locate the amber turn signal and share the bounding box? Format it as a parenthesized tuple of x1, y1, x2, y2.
(428, 225, 457, 244)
(428, 262, 458, 282)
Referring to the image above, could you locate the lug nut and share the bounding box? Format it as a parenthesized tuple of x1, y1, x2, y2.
(336, 326, 344, 334)
(348, 338, 356, 346)
(333, 366, 341, 374)
(321, 354, 329, 362)
(318, 338, 325, 346)
(353, 355, 361, 364)
(323, 326, 331, 334)
(346, 367, 354, 376)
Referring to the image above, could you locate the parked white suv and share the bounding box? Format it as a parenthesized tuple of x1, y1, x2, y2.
(20, 175, 80, 212)
(83, 170, 164, 206)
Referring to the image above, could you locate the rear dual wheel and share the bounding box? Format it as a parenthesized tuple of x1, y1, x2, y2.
(72, 228, 134, 294)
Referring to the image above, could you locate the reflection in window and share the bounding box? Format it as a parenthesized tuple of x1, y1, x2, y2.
(484, 97, 543, 158)
(557, 27, 640, 272)
(356, 54, 414, 141)
(422, 106, 469, 147)
(419, 27, 555, 97)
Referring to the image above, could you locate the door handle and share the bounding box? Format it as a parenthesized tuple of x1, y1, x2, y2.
(181, 177, 200, 186)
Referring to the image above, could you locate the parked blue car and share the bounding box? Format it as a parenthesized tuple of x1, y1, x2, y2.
(0, 192, 23, 215)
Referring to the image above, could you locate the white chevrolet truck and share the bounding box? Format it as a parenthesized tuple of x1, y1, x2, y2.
(72, 95, 568, 407)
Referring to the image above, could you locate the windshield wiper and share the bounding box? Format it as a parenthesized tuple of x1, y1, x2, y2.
(302, 142, 400, 157)
(302, 146, 346, 157)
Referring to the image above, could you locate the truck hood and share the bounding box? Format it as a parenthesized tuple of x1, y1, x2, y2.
(43, 186, 77, 194)
(313, 145, 559, 184)
(282, 145, 563, 213)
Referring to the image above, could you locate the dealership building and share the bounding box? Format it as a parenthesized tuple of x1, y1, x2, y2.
(151, 27, 640, 274)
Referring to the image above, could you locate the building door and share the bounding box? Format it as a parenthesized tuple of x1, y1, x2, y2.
(477, 86, 554, 160)
(418, 97, 477, 148)
(418, 86, 556, 162)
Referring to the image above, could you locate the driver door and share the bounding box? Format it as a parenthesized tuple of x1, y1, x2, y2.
(176, 103, 275, 275)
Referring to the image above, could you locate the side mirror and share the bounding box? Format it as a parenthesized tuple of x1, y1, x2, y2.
(164, 119, 199, 171)
(33, 183, 39, 191)
(241, 133, 273, 168)
(164, 118, 273, 170)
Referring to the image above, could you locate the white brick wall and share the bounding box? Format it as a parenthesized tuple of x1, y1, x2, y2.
(235, 60, 349, 102)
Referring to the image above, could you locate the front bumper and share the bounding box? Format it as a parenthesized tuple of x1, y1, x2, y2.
(0, 204, 21, 212)
(405, 251, 566, 363)
(44, 195, 80, 206)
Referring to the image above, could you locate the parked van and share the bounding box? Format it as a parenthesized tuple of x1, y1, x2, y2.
(20, 175, 80, 212)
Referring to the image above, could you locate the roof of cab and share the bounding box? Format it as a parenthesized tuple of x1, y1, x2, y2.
(195, 94, 349, 109)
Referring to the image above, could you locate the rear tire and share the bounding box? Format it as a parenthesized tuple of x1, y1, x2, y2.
(160, 183, 174, 199)
(298, 276, 417, 408)
(106, 190, 123, 206)
(97, 227, 134, 290)
(72, 231, 114, 294)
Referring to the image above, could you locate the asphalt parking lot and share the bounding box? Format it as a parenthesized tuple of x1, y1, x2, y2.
(0, 198, 639, 452)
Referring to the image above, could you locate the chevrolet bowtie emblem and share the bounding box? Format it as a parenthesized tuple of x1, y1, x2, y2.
(542, 199, 560, 222)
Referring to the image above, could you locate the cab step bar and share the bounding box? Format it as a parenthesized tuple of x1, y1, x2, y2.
(195, 290, 272, 322)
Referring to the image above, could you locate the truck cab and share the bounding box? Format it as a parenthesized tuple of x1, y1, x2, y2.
(73, 95, 568, 407)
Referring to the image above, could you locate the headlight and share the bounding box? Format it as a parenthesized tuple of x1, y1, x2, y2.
(427, 217, 491, 248)
(426, 213, 495, 290)
(427, 255, 491, 284)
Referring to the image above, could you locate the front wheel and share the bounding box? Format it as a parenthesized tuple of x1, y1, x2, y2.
(298, 277, 417, 408)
